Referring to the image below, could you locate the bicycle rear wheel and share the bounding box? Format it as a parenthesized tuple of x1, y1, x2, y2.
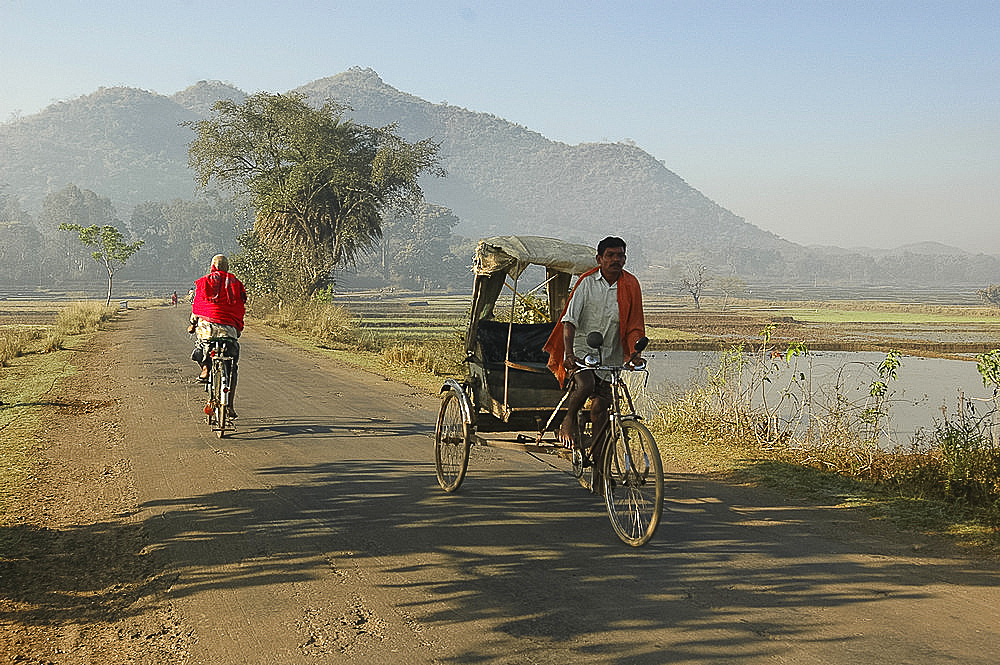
(434, 389, 471, 492)
(213, 359, 228, 438)
(205, 359, 226, 439)
(603, 419, 663, 546)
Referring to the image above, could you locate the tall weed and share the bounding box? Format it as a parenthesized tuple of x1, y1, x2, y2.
(53, 302, 117, 335)
(381, 338, 464, 376)
(654, 331, 1000, 529)
(0, 328, 36, 366)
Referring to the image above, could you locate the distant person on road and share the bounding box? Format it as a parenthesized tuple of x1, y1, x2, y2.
(171, 291, 178, 306)
(188, 254, 247, 417)
(543, 237, 645, 488)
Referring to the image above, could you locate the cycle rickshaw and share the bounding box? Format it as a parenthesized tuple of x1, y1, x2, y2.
(434, 236, 664, 546)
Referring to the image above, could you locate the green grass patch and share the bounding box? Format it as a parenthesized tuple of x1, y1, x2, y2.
(0, 343, 80, 519)
(0, 301, 118, 521)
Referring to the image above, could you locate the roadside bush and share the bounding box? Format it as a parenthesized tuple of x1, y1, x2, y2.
(382, 338, 463, 376)
(40, 333, 65, 353)
(933, 406, 1000, 511)
(0, 328, 34, 366)
(53, 302, 117, 335)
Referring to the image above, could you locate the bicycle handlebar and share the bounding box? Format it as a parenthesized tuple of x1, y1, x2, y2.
(574, 357, 648, 373)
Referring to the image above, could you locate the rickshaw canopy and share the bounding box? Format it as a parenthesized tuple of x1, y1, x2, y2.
(474, 236, 597, 280)
(467, 236, 597, 356)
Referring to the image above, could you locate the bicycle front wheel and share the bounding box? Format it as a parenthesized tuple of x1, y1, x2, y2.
(434, 389, 471, 492)
(603, 419, 663, 546)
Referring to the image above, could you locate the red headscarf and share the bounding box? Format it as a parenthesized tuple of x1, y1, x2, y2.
(192, 265, 247, 332)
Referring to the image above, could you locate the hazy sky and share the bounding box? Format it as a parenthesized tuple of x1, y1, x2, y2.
(2, 1, 998, 252)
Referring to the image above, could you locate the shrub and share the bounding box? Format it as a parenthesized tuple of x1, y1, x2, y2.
(52, 301, 116, 335)
(0, 328, 31, 366)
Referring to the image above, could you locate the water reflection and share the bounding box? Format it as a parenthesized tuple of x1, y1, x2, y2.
(644, 350, 995, 442)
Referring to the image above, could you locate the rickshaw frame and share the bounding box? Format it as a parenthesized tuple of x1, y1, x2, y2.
(434, 235, 664, 546)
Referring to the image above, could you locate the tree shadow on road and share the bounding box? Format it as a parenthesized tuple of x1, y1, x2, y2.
(5, 448, 998, 663)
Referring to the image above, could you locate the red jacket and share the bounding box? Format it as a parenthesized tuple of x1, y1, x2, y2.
(192, 266, 247, 332)
(543, 267, 645, 387)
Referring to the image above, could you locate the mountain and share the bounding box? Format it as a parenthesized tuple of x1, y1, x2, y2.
(1, 68, 997, 288)
(295, 68, 797, 271)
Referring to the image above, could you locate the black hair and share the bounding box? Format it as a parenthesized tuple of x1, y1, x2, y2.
(597, 236, 626, 255)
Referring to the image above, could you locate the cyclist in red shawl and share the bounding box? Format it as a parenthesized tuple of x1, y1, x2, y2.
(188, 255, 247, 416)
(543, 237, 645, 481)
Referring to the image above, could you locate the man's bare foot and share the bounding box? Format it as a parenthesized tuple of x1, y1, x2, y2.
(557, 421, 579, 450)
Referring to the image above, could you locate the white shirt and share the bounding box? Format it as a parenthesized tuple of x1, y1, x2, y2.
(561, 271, 623, 369)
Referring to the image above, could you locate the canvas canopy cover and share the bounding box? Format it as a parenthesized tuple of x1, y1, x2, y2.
(466, 236, 598, 353)
(473, 236, 597, 280)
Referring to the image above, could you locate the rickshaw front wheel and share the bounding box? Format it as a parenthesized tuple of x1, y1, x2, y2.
(603, 420, 663, 546)
(435, 389, 472, 492)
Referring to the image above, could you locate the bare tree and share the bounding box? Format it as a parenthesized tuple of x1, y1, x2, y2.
(680, 264, 710, 309)
(978, 284, 1000, 308)
(716, 275, 748, 310)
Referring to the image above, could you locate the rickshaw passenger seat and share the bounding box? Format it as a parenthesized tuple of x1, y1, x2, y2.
(476, 320, 555, 367)
(476, 320, 563, 405)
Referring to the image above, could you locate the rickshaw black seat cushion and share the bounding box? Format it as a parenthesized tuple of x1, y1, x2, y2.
(477, 320, 555, 365)
(476, 320, 563, 402)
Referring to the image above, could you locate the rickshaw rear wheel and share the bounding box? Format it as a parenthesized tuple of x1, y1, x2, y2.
(435, 389, 472, 492)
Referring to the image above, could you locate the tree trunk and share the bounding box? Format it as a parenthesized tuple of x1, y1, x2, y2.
(105, 266, 113, 307)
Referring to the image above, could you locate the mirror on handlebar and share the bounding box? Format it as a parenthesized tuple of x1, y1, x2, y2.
(633, 336, 649, 353)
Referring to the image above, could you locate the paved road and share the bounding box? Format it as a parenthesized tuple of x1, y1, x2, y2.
(106, 307, 1000, 664)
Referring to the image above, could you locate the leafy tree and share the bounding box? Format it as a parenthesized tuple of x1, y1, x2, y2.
(58, 223, 144, 305)
(40, 184, 122, 283)
(0, 220, 41, 285)
(376, 203, 465, 288)
(230, 228, 289, 301)
(186, 91, 444, 297)
(129, 191, 249, 280)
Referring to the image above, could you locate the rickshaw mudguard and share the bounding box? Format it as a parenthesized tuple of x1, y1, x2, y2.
(440, 379, 474, 425)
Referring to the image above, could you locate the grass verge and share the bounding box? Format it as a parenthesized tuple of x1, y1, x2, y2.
(0, 302, 117, 520)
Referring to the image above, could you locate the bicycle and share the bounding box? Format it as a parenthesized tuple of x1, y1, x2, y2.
(556, 332, 663, 545)
(202, 337, 237, 438)
(436, 329, 664, 546)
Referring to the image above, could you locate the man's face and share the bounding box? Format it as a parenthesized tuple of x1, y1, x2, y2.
(597, 246, 626, 282)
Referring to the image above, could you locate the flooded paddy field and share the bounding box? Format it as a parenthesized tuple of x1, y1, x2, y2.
(333, 290, 1000, 358)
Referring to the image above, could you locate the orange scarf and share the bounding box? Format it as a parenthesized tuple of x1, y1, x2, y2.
(543, 268, 645, 387)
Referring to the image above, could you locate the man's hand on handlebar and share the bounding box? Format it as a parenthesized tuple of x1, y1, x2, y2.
(627, 354, 647, 370)
(563, 352, 580, 371)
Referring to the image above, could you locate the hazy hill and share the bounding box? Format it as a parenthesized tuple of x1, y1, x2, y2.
(295, 68, 798, 271)
(1, 68, 997, 288)
(0, 69, 796, 276)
